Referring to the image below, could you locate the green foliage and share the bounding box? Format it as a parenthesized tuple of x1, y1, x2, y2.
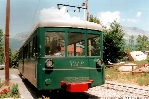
(125, 35, 135, 52)
(125, 35, 149, 52)
(135, 35, 149, 52)
(0, 83, 20, 98)
(136, 74, 149, 86)
(10, 83, 20, 98)
(90, 37, 100, 56)
(89, 15, 125, 64)
(89, 15, 100, 24)
(0, 29, 4, 63)
(11, 51, 19, 68)
(103, 20, 125, 63)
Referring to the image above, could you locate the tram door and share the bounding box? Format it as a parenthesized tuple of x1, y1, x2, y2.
(87, 33, 103, 85)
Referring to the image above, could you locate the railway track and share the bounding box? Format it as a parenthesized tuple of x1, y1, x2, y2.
(101, 81, 149, 97)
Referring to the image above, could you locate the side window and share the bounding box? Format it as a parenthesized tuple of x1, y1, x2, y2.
(87, 34, 100, 56)
(45, 32, 65, 56)
(27, 44, 29, 58)
(33, 36, 37, 57)
(19, 50, 22, 60)
(68, 32, 85, 56)
(24, 45, 28, 59)
(29, 41, 33, 58)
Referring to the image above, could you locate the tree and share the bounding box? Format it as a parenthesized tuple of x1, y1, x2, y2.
(89, 15, 125, 64)
(0, 29, 4, 63)
(89, 15, 100, 24)
(103, 20, 125, 63)
(125, 35, 135, 52)
(135, 35, 149, 52)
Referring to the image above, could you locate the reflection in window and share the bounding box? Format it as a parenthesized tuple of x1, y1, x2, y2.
(45, 32, 65, 56)
(88, 34, 100, 56)
(29, 41, 33, 57)
(68, 33, 85, 56)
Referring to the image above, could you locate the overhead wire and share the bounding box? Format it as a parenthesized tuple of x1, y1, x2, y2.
(30, 0, 41, 32)
(22, 0, 40, 39)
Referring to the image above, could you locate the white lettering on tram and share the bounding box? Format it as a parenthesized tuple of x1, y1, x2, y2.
(70, 61, 85, 66)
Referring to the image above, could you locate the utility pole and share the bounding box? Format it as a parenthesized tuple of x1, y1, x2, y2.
(85, 0, 91, 56)
(5, 0, 10, 86)
(85, 0, 89, 21)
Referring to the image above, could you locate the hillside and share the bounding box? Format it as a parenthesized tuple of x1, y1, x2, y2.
(123, 26, 149, 40)
(10, 32, 29, 52)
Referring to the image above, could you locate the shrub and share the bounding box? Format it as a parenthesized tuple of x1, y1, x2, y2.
(10, 83, 20, 98)
(0, 82, 20, 98)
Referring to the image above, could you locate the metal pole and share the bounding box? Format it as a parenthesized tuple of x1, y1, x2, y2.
(86, 0, 89, 21)
(5, 0, 10, 86)
(86, 0, 91, 56)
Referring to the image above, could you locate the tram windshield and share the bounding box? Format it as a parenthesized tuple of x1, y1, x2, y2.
(68, 32, 85, 56)
(45, 32, 65, 56)
(87, 34, 100, 56)
(45, 31, 101, 57)
(67, 32, 100, 56)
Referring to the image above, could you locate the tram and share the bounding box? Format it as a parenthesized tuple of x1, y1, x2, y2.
(18, 21, 105, 92)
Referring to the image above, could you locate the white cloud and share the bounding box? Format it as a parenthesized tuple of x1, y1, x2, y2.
(39, 7, 82, 22)
(97, 11, 120, 27)
(127, 19, 137, 23)
(136, 12, 141, 17)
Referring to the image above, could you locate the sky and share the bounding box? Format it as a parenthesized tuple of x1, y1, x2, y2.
(0, 0, 149, 38)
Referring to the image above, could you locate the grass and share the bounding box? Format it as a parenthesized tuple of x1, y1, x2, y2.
(105, 59, 149, 86)
(105, 68, 149, 86)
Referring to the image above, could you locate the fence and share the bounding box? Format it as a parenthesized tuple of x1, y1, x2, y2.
(105, 64, 149, 75)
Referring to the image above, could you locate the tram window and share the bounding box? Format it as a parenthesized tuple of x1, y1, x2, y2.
(19, 50, 22, 59)
(68, 33, 85, 56)
(21, 50, 23, 59)
(29, 41, 33, 58)
(45, 32, 65, 56)
(27, 44, 29, 58)
(24, 45, 28, 59)
(87, 34, 100, 56)
(33, 36, 37, 57)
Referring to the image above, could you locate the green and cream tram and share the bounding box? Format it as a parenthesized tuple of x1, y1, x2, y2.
(18, 21, 105, 92)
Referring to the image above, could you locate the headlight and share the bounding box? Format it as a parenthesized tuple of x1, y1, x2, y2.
(96, 59, 103, 66)
(45, 59, 54, 67)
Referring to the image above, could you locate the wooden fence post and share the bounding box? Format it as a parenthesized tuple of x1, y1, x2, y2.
(132, 65, 134, 75)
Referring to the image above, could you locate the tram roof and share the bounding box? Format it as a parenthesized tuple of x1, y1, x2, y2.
(36, 21, 102, 31)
